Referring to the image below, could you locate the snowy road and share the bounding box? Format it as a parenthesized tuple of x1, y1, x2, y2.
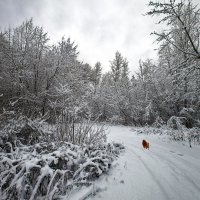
(86, 126, 200, 200)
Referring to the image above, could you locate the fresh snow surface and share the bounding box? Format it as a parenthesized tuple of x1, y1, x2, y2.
(67, 125, 200, 200)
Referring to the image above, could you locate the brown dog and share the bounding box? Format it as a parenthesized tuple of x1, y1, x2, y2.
(142, 139, 149, 150)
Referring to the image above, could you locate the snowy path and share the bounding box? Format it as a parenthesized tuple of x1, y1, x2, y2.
(86, 126, 200, 200)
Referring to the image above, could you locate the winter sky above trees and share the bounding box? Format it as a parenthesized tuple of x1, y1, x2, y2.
(0, 0, 164, 72)
(1, 0, 199, 72)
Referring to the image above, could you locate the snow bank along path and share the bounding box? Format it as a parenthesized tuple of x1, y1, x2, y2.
(87, 125, 200, 200)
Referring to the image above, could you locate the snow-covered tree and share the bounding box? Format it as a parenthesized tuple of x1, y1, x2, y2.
(147, 0, 200, 126)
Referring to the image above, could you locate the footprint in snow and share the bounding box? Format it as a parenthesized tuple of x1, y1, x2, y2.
(177, 153, 184, 156)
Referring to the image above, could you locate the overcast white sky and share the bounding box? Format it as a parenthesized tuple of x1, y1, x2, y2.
(0, 0, 187, 73)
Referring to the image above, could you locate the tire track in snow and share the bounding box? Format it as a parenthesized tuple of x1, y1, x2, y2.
(150, 149, 200, 192)
(152, 143, 200, 173)
(130, 141, 198, 200)
(131, 140, 200, 195)
(128, 147, 171, 200)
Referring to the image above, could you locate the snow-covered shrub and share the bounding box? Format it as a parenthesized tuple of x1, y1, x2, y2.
(109, 115, 124, 125)
(180, 107, 195, 118)
(0, 116, 55, 146)
(74, 122, 107, 145)
(56, 117, 107, 145)
(0, 114, 107, 147)
(167, 116, 185, 130)
(0, 141, 124, 200)
(179, 107, 196, 128)
(167, 129, 186, 142)
(153, 116, 165, 128)
(185, 127, 200, 147)
(167, 127, 200, 146)
(133, 126, 163, 135)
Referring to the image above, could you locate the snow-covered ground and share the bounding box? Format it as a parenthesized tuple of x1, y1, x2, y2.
(68, 125, 200, 200)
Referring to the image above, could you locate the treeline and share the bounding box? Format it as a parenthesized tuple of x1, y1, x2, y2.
(0, 0, 200, 128)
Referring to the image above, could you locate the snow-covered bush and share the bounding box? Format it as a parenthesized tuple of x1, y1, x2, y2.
(133, 126, 163, 135)
(165, 115, 200, 145)
(109, 115, 124, 125)
(0, 112, 124, 199)
(184, 127, 200, 147)
(56, 118, 107, 145)
(179, 107, 197, 128)
(180, 108, 195, 118)
(0, 141, 124, 200)
(0, 114, 107, 147)
(167, 129, 186, 142)
(167, 127, 200, 146)
(0, 115, 55, 146)
(167, 116, 185, 130)
(153, 116, 165, 128)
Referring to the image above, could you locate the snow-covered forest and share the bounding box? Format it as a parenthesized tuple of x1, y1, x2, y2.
(0, 0, 200, 199)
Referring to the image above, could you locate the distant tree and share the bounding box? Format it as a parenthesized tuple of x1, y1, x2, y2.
(110, 51, 124, 82)
(91, 62, 102, 90)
